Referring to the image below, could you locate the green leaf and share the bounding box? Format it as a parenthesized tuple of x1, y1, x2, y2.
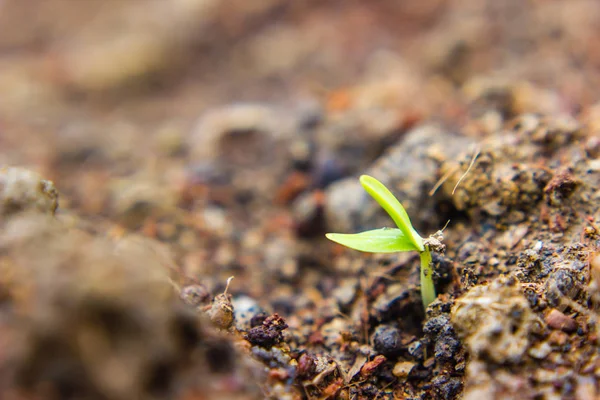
(359, 175, 424, 251)
(326, 228, 420, 253)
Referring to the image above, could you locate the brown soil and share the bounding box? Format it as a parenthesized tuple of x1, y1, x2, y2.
(0, 1, 599, 399)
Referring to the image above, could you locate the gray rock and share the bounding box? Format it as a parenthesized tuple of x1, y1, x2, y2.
(324, 124, 473, 234)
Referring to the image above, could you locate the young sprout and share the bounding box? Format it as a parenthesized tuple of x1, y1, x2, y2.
(326, 175, 444, 310)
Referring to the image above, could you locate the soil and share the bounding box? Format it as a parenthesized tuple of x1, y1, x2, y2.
(0, 1, 599, 399)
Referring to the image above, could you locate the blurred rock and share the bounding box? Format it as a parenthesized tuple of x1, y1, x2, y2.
(233, 295, 266, 332)
(451, 276, 537, 364)
(372, 325, 403, 358)
(0, 214, 261, 399)
(545, 309, 577, 333)
(324, 124, 473, 233)
(180, 283, 211, 308)
(0, 167, 58, 217)
(109, 177, 177, 229)
(189, 103, 302, 203)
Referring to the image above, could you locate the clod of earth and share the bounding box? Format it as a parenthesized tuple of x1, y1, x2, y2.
(451, 276, 538, 364)
(0, 167, 58, 217)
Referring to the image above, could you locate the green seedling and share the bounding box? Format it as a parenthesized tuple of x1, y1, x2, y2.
(326, 175, 445, 311)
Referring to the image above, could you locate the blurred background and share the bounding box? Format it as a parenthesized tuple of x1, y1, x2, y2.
(0, 1, 599, 399)
(1, 0, 599, 214)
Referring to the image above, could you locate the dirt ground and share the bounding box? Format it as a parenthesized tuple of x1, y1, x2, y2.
(0, 1, 599, 399)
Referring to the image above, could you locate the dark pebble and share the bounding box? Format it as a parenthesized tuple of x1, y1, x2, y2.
(408, 340, 425, 361)
(250, 311, 269, 328)
(434, 334, 461, 362)
(373, 325, 403, 358)
(423, 315, 452, 336)
(544, 268, 581, 307)
(433, 375, 463, 400)
(245, 314, 289, 349)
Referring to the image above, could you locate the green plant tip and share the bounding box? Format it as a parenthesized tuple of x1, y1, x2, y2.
(358, 175, 424, 252)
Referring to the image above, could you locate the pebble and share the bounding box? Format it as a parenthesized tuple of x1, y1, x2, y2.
(544, 268, 583, 308)
(392, 361, 415, 379)
(407, 340, 425, 361)
(545, 309, 578, 333)
(547, 330, 568, 346)
(180, 284, 211, 308)
(372, 325, 403, 358)
(319, 318, 351, 349)
(245, 314, 288, 349)
(432, 375, 463, 400)
(232, 295, 265, 332)
(0, 167, 58, 217)
(296, 353, 317, 379)
(207, 293, 234, 330)
(332, 279, 357, 310)
(189, 103, 294, 163)
(528, 342, 552, 359)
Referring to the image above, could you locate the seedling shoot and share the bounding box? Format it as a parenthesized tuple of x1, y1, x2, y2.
(326, 175, 442, 310)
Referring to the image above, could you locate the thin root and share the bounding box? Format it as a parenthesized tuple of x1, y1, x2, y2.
(429, 165, 459, 196)
(452, 145, 480, 195)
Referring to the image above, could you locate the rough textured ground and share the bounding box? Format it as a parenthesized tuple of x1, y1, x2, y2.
(0, 1, 599, 399)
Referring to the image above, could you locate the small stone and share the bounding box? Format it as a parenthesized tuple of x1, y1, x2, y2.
(249, 312, 269, 328)
(432, 375, 463, 400)
(332, 279, 357, 310)
(320, 318, 352, 349)
(545, 309, 578, 333)
(392, 361, 415, 379)
(180, 284, 211, 307)
(434, 333, 461, 362)
(0, 167, 58, 217)
(528, 342, 552, 359)
(245, 314, 288, 349)
(263, 236, 299, 278)
(190, 104, 282, 162)
(296, 353, 317, 379)
(360, 355, 386, 378)
(110, 178, 173, 229)
(423, 315, 452, 336)
(372, 325, 403, 358)
(292, 191, 325, 238)
(544, 268, 582, 307)
(232, 295, 265, 332)
(547, 330, 568, 346)
(207, 293, 234, 330)
(544, 169, 578, 206)
(408, 340, 425, 361)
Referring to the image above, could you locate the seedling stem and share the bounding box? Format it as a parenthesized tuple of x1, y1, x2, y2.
(420, 248, 435, 309)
